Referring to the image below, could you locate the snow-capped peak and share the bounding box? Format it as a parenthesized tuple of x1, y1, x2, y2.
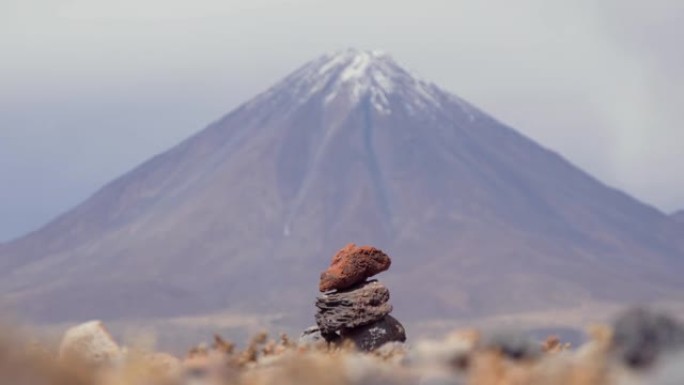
(312, 49, 400, 113)
(327, 49, 389, 81)
(246, 49, 477, 119)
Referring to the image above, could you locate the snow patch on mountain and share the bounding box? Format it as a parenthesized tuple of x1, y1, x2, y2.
(246, 48, 478, 119)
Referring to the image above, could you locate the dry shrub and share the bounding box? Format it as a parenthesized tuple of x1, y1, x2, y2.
(2, 310, 684, 385)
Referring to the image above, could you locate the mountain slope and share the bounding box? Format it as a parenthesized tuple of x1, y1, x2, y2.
(672, 210, 684, 224)
(1, 49, 682, 328)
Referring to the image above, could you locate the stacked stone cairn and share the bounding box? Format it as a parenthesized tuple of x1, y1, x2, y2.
(309, 243, 406, 351)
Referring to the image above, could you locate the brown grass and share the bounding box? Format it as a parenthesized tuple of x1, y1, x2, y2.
(0, 320, 678, 385)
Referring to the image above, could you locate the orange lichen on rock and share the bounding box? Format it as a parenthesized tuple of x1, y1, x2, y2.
(319, 243, 392, 292)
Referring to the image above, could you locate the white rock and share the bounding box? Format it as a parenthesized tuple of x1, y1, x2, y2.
(59, 320, 122, 367)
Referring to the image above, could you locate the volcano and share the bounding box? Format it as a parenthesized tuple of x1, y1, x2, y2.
(1, 49, 683, 333)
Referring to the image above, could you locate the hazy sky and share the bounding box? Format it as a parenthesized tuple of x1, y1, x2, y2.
(1, 0, 683, 242)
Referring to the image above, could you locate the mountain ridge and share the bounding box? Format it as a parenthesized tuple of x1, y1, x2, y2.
(1, 49, 682, 330)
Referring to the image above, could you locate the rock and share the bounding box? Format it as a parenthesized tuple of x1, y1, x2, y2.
(310, 244, 404, 350)
(340, 315, 407, 352)
(319, 244, 391, 292)
(58, 320, 123, 367)
(316, 280, 392, 335)
(610, 307, 684, 369)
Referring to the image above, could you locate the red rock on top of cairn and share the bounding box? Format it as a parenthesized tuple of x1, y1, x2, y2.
(319, 243, 392, 292)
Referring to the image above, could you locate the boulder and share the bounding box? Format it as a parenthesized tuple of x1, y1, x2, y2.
(319, 244, 391, 292)
(340, 315, 407, 352)
(316, 280, 392, 335)
(58, 320, 123, 367)
(610, 307, 684, 369)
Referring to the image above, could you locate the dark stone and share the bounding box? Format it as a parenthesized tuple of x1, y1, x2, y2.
(340, 314, 407, 352)
(315, 280, 392, 335)
(611, 307, 684, 369)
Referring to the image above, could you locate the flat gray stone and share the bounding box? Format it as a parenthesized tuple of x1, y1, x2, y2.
(315, 280, 392, 335)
